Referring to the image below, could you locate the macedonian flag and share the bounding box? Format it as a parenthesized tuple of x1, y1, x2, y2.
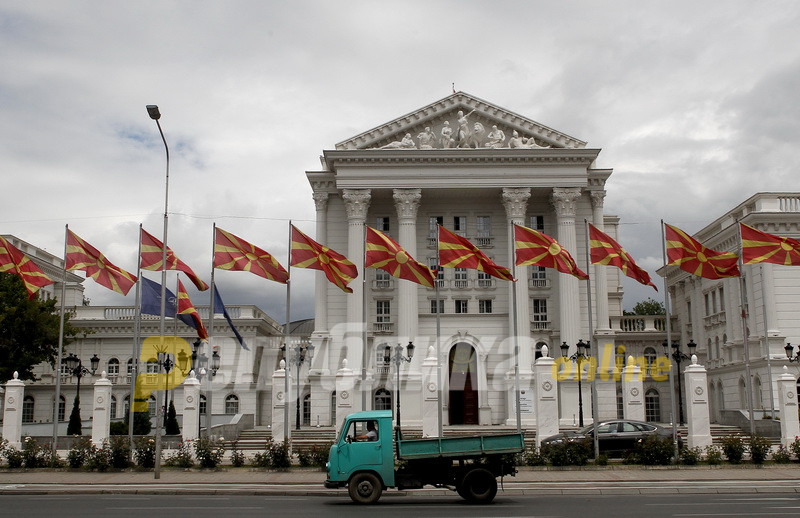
(740, 223, 800, 266)
(665, 223, 740, 279)
(589, 224, 656, 290)
(214, 227, 289, 284)
(365, 226, 435, 288)
(177, 279, 209, 340)
(290, 225, 358, 293)
(0, 235, 55, 298)
(514, 224, 588, 280)
(438, 225, 514, 281)
(140, 228, 209, 291)
(65, 229, 138, 295)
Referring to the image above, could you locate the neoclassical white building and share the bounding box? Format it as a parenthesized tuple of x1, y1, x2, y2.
(666, 193, 800, 425)
(302, 92, 655, 429)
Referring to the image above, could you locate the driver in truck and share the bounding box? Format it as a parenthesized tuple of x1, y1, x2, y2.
(355, 420, 378, 442)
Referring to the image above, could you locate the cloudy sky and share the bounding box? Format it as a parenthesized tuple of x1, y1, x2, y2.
(2, 1, 799, 320)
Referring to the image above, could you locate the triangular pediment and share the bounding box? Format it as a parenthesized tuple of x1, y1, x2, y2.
(335, 92, 587, 151)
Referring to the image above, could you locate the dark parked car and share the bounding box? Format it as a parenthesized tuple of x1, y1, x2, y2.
(540, 420, 680, 457)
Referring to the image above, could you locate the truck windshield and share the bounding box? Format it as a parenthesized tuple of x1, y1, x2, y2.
(347, 420, 379, 442)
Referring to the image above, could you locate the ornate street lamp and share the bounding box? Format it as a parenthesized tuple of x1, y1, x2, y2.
(283, 340, 315, 430)
(785, 343, 800, 363)
(385, 342, 415, 438)
(560, 340, 590, 427)
(663, 339, 697, 425)
(62, 353, 99, 435)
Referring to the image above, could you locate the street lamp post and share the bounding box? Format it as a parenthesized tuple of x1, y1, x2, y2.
(63, 354, 100, 435)
(663, 339, 697, 426)
(282, 340, 314, 431)
(159, 352, 175, 430)
(384, 342, 415, 439)
(785, 343, 800, 363)
(560, 340, 590, 427)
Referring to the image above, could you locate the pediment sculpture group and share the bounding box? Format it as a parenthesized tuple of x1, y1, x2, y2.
(377, 109, 551, 150)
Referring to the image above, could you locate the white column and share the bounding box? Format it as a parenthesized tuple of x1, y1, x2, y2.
(271, 361, 288, 443)
(502, 187, 532, 372)
(777, 366, 800, 449)
(335, 359, 357, 433)
(420, 346, 439, 437)
(552, 187, 582, 348)
(90, 372, 113, 446)
(342, 189, 371, 405)
(393, 189, 422, 346)
(621, 356, 645, 422)
(2, 372, 24, 450)
(312, 191, 330, 336)
(590, 190, 611, 332)
(684, 355, 712, 449)
(182, 370, 201, 442)
(534, 346, 559, 447)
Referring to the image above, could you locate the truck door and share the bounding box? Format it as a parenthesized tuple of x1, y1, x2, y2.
(338, 419, 383, 473)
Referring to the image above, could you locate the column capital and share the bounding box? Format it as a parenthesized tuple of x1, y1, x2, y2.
(589, 190, 606, 210)
(342, 189, 371, 221)
(393, 188, 422, 220)
(501, 187, 531, 220)
(312, 191, 330, 212)
(551, 187, 581, 218)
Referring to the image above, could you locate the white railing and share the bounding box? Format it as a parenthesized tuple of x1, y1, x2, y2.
(529, 278, 549, 289)
(531, 320, 551, 331)
(373, 279, 394, 290)
(779, 196, 800, 212)
(453, 279, 470, 289)
(475, 233, 493, 248)
(373, 322, 394, 334)
(476, 278, 494, 289)
(611, 315, 668, 333)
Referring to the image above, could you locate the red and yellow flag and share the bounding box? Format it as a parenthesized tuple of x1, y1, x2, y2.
(177, 279, 208, 340)
(65, 230, 138, 295)
(665, 223, 740, 279)
(214, 227, 289, 284)
(438, 225, 514, 281)
(0, 236, 55, 298)
(740, 223, 800, 266)
(514, 224, 588, 280)
(290, 225, 358, 293)
(589, 224, 656, 290)
(365, 226, 435, 288)
(140, 229, 209, 291)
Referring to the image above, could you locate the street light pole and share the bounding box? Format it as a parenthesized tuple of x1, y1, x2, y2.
(63, 354, 99, 435)
(283, 340, 314, 432)
(385, 342, 414, 439)
(561, 340, 590, 427)
(663, 339, 696, 426)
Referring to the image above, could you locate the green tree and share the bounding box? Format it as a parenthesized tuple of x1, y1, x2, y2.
(0, 273, 79, 381)
(67, 395, 83, 435)
(165, 400, 181, 435)
(624, 298, 665, 316)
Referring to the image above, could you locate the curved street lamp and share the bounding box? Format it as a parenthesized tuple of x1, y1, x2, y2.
(385, 341, 414, 438)
(560, 340, 590, 427)
(663, 339, 697, 425)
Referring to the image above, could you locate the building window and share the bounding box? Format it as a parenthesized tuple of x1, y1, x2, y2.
(616, 385, 624, 419)
(123, 396, 130, 418)
(645, 389, 661, 422)
(704, 293, 710, 316)
(199, 394, 207, 415)
(453, 216, 467, 234)
(376, 300, 391, 323)
(430, 299, 444, 314)
(535, 342, 547, 360)
(531, 266, 547, 286)
(643, 347, 657, 377)
(615, 345, 626, 371)
(146, 358, 158, 373)
(22, 396, 34, 423)
(375, 268, 391, 288)
(127, 358, 134, 380)
(476, 216, 492, 246)
(718, 287, 725, 311)
(148, 395, 157, 418)
(478, 299, 493, 314)
(330, 391, 337, 425)
(225, 395, 239, 415)
(532, 299, 548, 327)
(374, 388, 392, 411)
(530, 215, 545, 231)
(110, 395, 117, 419)
(429, 216, 443, 245)
(711, 291, 717, 314)
(108, 358, 120, 383)
(455, 299, 468, 314)
(58, 395, 66, 422)
(453, 268, 468, 288)
(376, 216, 390, 232)
(303, 394, 311, 425)
(477, 271, 492, 288)
(686, 301, 692, 323)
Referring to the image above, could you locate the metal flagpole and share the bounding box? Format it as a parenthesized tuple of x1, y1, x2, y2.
(435, 227, 443, 437)
(510, 224, 521, 434)
(128, 225, 144, 453)
(207, 223, 218, 438)
(660, 220, 680, 459)
(284, 220, 292, 443)
(584, 219, 600, 459)
(51, 224, 69, 459)
(760, 264, 776, 419)
(361, 223, 368, 413)
(736, 224, 757, 437)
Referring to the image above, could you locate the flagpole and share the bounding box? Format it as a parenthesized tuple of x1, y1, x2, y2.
(207, 223, 217, 438)
(736, 223, 757, 437)
(361, 223, 368, 413)
(284, 221, 292, 444)
(51, 224, 69, 459)
(511, 224, 522, 434)
(435, 229, 443, 437)
(760, 264, 776, 419)
(128, 225, 144, 454)
(584, 219, 600, 459)
(660, 220, 679, 459)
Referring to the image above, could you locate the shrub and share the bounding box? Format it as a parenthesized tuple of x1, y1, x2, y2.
(705, 445, 723, 465)
(230, 442, 245, 467)
(297, 448, 313, 467)
(165, 441, 195, 468)
(748, 435, 771, 465)
(67, 436, 93, 469)
(130, 411, 152, 436)
(720, 435, 745, 464)
(311, 443, 332, 467)
(251, 451, 271, 468)
(134, 437, 156, 469)
(772, 445, 792, 464)
(40, 446, 65, 468)
(524, 445, 547, 466)
(86, 442, 111, 472)
(680, 446, 702, 466)
(541, 439, 591, 466)
(268, 439, 291, 470)
(109, 436, 132, 469)
(789, 436, 800, 461)
(3, 446, 23, 468)
(164, 401, 181, 436)
(109, 421, 128, 436)
(22, 437, 45, 468)
(594, 454, 608, 466)
(194, 437, 225, 469)
(631, 435, 674, 466)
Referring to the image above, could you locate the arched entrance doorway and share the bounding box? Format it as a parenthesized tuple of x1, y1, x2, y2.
(449, 343, 479, 425)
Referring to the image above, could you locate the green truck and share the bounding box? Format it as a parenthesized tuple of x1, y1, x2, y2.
(324, 410, 524, 504)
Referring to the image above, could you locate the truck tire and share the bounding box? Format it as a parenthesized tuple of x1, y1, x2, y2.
(348, 472, 382, 504)
(459, 468, 497, 504)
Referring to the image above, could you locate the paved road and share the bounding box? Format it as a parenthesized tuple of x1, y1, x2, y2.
(3, 493, 800, 518)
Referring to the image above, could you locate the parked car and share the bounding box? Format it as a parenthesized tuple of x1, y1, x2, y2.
(540, 420, 680, 457)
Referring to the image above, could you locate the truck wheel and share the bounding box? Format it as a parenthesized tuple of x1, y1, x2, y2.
(348, 472, 382, 504)
(460, 468, 497, 504)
